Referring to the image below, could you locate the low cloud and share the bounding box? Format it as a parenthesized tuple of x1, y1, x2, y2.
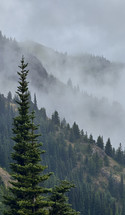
(0, 0, 125, 61)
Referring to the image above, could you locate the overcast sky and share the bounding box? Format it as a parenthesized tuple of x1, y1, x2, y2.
(1, 0, 125, 62)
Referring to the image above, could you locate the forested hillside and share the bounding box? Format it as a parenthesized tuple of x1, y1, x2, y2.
(1, 0, 125, 214)
(21, 40, 124, 87)
(0, 31, 125, 147)
(0, 92, 125, 214)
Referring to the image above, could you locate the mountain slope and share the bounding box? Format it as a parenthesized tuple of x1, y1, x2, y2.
(21, 40, 124, 87)
(20, 39, 125, 147)
(0, 32, 59, 95)
(0, 94, 125, 214)
(0, 31, 125, 147)
(0, 168, 10, 188)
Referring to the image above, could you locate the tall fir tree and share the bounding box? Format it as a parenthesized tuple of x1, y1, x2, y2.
(4, 57, 52, 215)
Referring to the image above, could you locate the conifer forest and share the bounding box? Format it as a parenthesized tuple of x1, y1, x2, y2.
(1, 1, 125, 214)
(0, 57, 125, 214)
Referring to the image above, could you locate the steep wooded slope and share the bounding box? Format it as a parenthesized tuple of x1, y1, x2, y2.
(0, 94, 125, 214)
(0, 31, 125, 146)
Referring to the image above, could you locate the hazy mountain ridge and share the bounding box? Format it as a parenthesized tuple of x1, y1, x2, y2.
(0, 31, 125, 146)
(0, 32, 60, 95)
(21, 40, 124, 87)
(19, 40, 125, 147)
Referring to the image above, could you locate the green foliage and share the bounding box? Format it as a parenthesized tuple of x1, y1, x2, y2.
(72, 122, 80, 140)
(7, 92, 12, 102)
(107, 173, 124, 200)
(0, 178, 8, 215)
(0, 58, 125, 213)
(52, 111, 60, 126)
(105, 138, 112, 157)
(115, 143, 124, 164)
(104, 155, 109, 166)
(89, 134, 95, 144)
(0, 91, 124, 214)
(84, 152, 103, 176)
(0, 94, 14, 170)
(4, 57, 52, 215)
(0, 90, 124, 214)
(49, 180, 79, 215)
(96, 135, 104, 149)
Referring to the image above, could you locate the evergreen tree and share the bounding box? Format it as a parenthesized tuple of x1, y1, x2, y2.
(116, 143, 123, 164)
(61, 118, 66, 129)
(89, 134, 94, 144)
(33, 93, 38, 110)
(7, 91, 12, 102)
(49, 180, 79, 215)
(40, 108, 47, 120)
(96, 136, 104, 149)
(4, 57, 52, 215)
(52, 111, 60, 126)
(72, 122, 80, 140)
(112, 147, 116, 159)
(83, 132, 88, 143)
(105, 138, 112, 157)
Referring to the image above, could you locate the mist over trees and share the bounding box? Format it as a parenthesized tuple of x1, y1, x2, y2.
(1, 30, 125, 214)
(1, 87, 125, 214)
(0, 31, 125, 147)
(0, 0, 125, 211)
(0, 87, 125, 214)
(3, 57, 79, 215)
